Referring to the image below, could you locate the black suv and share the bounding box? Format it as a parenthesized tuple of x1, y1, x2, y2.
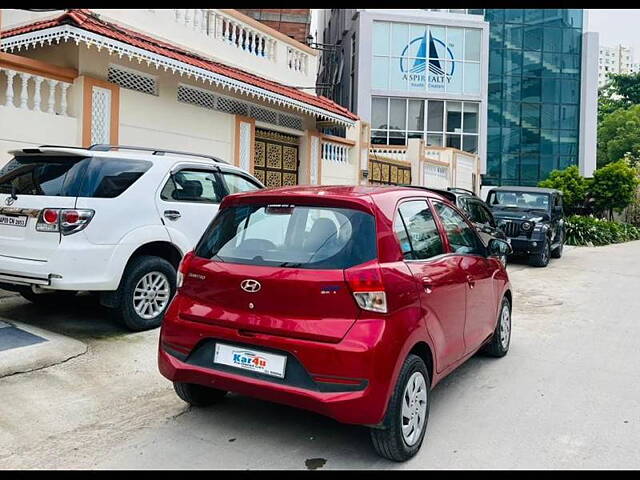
(485, 186, 565, 267)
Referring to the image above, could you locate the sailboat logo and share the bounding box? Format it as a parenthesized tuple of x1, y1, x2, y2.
(400, 32, 455, 89)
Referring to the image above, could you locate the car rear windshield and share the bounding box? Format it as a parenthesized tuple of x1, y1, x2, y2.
(0, 156, 151, 198)
(195, 204, 377, 269)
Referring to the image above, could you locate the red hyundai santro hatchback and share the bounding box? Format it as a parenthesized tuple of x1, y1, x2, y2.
(158, 185, 513, 461)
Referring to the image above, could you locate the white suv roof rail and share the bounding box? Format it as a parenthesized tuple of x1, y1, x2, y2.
(88, 144, 230, 164)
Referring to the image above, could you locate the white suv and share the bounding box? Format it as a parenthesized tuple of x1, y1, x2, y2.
(0, 145, 263, 330)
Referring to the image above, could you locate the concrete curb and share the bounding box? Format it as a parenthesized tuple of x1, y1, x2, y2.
(0, 318, 88, 378)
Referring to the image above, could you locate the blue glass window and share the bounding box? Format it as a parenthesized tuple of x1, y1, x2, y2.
(541, 104, 560, 129)
(523, 51, 542, 76)
(521, 77, 542, 103)
(505, 24, 523, 49)
(501, 154, 519, 181)
(562, 28, 581, 55)
(502, 128, 521, 153)
(523, 25, 543, 51)
(543, 28, 562, 52)
(504, 9, 524, 23)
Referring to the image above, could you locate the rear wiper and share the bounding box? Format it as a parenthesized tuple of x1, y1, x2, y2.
(279, 262, 303, 268)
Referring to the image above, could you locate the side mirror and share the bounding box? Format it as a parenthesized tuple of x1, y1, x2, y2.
(488, 238, 512, 258)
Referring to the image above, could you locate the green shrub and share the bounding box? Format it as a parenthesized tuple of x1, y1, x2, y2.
(565, 215, 640, 246)
(590, 159, 640, 219)
(538, 165, 591, 214)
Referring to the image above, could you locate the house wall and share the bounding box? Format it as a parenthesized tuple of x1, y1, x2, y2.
(1, 41, 360, 186)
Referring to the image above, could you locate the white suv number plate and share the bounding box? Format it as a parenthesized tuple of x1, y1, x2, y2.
(214, 343, 287, 379)
(0, 214, 27, 227)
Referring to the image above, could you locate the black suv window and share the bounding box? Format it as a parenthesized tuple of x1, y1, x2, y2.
(160, 169, 226, 203)
(0, 156, 88, 197)
(432, 201, 484, 255)
(0, 156, 151, 198)
(395, 200, 444, 260)
(78, 158, 152, 198)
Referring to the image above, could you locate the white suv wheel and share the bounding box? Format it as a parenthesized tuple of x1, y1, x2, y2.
(132, 271, 171, 320)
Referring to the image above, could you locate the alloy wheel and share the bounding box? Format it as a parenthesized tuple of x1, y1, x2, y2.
(133, 271, 171, 320)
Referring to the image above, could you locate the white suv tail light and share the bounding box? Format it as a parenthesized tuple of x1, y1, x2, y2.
(36, 209, 95, 235)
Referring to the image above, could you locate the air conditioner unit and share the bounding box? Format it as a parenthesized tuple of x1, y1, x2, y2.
(361, 169, 369, 179)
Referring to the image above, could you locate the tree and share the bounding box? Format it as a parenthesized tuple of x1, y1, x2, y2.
(596, 104, 640, 168)
(601, 72, 640, 105)
(538, 165, 591, 213)
(590, 159, 640, 220)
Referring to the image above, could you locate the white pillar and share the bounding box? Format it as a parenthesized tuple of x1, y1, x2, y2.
(33, 76, 44, 112)
(47, 79, 59, 114)
(18, 72, 31, 109)
(4, 69, 17, 107)
(60, 82, 70, 116)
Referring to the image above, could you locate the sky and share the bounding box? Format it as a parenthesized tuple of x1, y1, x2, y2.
(588, 9, 640, 60)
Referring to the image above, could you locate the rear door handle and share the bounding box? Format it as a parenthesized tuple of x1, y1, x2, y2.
(164, 210, 181, 221)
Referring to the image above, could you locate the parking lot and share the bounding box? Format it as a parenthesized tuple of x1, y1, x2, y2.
(0, 241, 639, 469)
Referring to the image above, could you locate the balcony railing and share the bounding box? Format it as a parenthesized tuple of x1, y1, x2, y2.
(321, 135, 354, 163)
(154, 9, 313, 76)
(1, 67, 72, 116)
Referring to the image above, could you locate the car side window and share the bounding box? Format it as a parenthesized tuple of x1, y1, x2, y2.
(432, 201, 484, 256)
(160, 169, 225, 203)
(465, 199, 482, 223)
(479, 203, 497, 227)
(222, 172, 262, 195)
(394, 200, 444, 260)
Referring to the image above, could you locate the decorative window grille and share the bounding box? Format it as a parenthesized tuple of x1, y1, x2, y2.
(278, 114, 304, 130)
(176, 84, 303, 130)
(91, 86, 111, 144)
(108, 65, 158, 95)
(177, 84, 217, 110)
(216, 96, 248, 116)
(250, 105, 278, 124)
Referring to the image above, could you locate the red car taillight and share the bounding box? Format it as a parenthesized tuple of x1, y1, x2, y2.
(176, 251, 195, 289)
(36, 209, 95, 235)
(344, 262, 387, 314)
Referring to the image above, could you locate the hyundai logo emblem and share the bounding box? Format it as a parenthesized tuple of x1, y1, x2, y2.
(240, 279, 261, 293)
(4, 197, 15, 206)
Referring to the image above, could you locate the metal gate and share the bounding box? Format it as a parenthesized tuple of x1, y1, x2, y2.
(369, 157, 412, 185)
(254, 129, 299, 188)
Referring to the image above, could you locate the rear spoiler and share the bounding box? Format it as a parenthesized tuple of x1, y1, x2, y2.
(403, 186, 457, 203)
(8, 146, 91, 157)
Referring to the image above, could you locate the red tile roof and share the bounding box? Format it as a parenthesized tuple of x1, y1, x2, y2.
(1, 9, 358, 122)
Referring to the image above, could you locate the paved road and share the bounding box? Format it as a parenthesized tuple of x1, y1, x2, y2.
(1, 242, 639, 469)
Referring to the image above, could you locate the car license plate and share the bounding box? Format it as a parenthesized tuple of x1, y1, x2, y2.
(0, 214, 27, 227)
(214, 343, 287, 379)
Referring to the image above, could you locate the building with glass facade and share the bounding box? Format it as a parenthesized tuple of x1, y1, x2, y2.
(314, 8, 597, 187)
(483, 9, 595, 186)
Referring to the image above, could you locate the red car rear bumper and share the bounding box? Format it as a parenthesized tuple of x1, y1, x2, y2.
(158, 306, 395, 425)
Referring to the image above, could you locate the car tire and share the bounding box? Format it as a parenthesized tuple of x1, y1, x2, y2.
(19, 289, 78, 306)
(481, 296, 511, 357)
(112, 255, 176, 331)
(551, 232, 564, 259)
(528, 238, 550, 267)
(370, 354, 430, 462)
(173, 382, 227, 407)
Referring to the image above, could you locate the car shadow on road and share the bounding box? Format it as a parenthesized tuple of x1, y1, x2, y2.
(0, 292, 130, 340)
(151, 353, 495, 469)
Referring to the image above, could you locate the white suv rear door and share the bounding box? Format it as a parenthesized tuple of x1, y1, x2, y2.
(155, 163, 226, 251)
